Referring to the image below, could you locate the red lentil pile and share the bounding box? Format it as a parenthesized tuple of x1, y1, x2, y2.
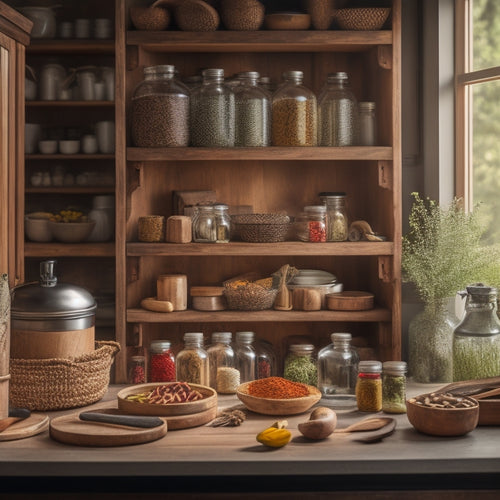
(247, 376, 310, 399)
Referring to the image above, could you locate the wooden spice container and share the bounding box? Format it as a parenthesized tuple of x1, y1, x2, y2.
(166, 215, 192, 243)
(138, 215, 165, 242)
(326, 291, 374, 311)
(292, 288, 322, 311)
(190, 286, 227, 311)
(157, 274, 187, 311)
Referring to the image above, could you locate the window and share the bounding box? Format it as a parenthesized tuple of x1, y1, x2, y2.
(456, 0, 500, 244)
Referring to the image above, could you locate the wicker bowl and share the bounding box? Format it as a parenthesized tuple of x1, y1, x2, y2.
(223, 281, 278, 310)
(220, 0, 265, 31)
(335, 7, 391, 31)
(234, 213, 291, 243)
(264, 12, 311, 30)
(129, 1, 172, 31)
(174, 0, 220, 31)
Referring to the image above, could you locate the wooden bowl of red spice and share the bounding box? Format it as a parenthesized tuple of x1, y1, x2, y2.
(236, 377, 321, 415)
(117, 382, 217, 416)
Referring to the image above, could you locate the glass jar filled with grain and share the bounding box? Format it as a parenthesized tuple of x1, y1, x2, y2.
(213, 203, 231, 243)
(323, 192, 348, 242)
(234, 71, 271, 147)
(193, 205, 216, 243)
(176, 332, 209, 385)
(131, 65, 189, 147)
(207, 331, 239, 394)
(318, 72, 358, 146)
(190, 68, 235, 147)
(284, 343, 317, 386)
(271, 70, 317, 146)
(355, 360, 382, 412)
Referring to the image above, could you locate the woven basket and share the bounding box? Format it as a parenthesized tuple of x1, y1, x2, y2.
(233, 213, 290, 243)
(223, 282, 278, 310)
(220, 0, 265, 31)
(175, 0, 220, 32)
(335, 8, 391, 31)
(9, 341, 120, 411)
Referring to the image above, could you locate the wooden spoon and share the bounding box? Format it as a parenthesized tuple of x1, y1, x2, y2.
(334, 417, 394, 433)
(274, 264, 292, 311)
(352, 418, 396, 443)
(0, 408, 31, 433)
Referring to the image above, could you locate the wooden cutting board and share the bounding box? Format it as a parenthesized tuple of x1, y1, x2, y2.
(0, 413, 49, 441)
(50, 412, 168, 447)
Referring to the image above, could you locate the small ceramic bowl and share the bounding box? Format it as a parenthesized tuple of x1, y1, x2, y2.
(406, 394, 479, 436)
(38, 140, 58, 154)
(25, 214, 53, 242)
(59, 140, 80, 155)
(49, 220, 96, 243)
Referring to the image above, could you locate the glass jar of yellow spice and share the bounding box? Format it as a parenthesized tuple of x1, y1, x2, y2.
(355, 360, 382, 412)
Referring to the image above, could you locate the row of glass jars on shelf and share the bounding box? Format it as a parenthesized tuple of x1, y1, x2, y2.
(130, 65, 377, 149)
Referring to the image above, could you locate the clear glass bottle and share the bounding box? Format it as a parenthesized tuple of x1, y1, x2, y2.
(149, 340, 176, 383)
(255, 339, 277, 379)
(272, 70, 317, 146)
(234, 71, 271, 147)
(193, 205, 216, 243)
(284, 343, 317, 386)
(358, 101, 377, 146)
(207, 331, 239, 393)
(213, 204, 231, 243)
(190, 68, 235, 147)
(294, 205, 327, 242)
(317, 333, 359, 408)
(127, 355, 146, 384)
(131, 64, 190, 147)
(355, 360, 382, 412)
(175, 332, 209, 385)
(453, 284, 500, 381)
(382, 360, 407, 414)
(233, 331, 257, 383)
(318, 71, 358, 146)
(323, 192, 348, 242)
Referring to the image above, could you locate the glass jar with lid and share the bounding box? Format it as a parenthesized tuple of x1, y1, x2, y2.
(255, 339, 277, 379)
(131, 64, 190, 147)
(358, 101, 377, 146)
(318, 71, 358, 146)
(272, 70, 317, 146)
(453, 284, 500, 381)
(294, 205, 327, 242)
(193, 205, 216, 243)
(234, 71, 271, 147)
(317, 333, 359, 408)
(321, 192, 348, 242)
(233, 331, 257, 383)
(355, 360, 382, 412)
(207, 331, 239, 393)
(190, 68, 235, 147)
(149, 340, 176, 382)
(127, 354, 146, 384)
(213, 204, 231, 243)
(175, 332, 209, 385)
(284, 343, 317, 386)
(382, 360, 407, 414)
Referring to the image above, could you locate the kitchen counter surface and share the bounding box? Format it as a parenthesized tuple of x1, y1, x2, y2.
(2, 382, 500, 494)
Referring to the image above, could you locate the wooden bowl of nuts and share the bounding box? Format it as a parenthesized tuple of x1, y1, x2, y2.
(406, 392, 479, 437)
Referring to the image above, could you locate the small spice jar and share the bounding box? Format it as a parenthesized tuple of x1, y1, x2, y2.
(358, 101, 377, 146)
(175, 332, 209, 385)
(321, 192, 348, 242)
(127, 355, 146, 384)
(255, 339, 277, 379)
(294, 205, 327, 242)
(355, 360, 382, 412)
(284, 343, 317, 386)
(234, 331, 257, 383)
(138, 215, 165, 242)
(382, 360, 407, 414)
(149, 340, 176, 383)
(214, 204, 231, 243)
(193, 205, 216, 243)
(207, 331, 239, 394)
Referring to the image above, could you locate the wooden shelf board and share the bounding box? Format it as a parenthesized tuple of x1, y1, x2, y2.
(26, 154, 115, 160)
(127, 307, 392, 323)
(127, 241, 394, 257)
(127, 146, 393, 162)
(27, 39, 115, 54)
(127, 31, 392, 52)
(26, 186, 114, 194)
(24, 242, 115, 257)
(26, 100, 114, 107)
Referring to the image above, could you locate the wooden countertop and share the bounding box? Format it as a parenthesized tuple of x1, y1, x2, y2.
(2, 383, 500, 494)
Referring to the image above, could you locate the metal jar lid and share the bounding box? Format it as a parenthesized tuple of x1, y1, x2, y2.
(11, 260, 97, 331)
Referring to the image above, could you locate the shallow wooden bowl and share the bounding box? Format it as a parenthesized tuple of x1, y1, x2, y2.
(264, 13, 311, 31)
(236, 381, 321, 415)
(117, 383, 217, 416)
(406, 396, 479, 436)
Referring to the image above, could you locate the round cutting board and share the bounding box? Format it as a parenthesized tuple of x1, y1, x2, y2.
(49, 412, 168, 447)
(326, 291, 374, 311)
(0, 413, 49, 441)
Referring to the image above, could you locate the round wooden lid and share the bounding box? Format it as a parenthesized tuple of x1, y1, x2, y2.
(326, 291, 374, 311)
(190, 286, 224, 297)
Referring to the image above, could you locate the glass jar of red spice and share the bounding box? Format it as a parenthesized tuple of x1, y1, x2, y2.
(294, 205, 327, 243)
(255, 339, 277, 379)
(127, 355, 146, 385)
(355, 360, 382, 412)
(149, 340, 176, 383)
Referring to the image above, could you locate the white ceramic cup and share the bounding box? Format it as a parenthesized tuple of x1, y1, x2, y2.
(75, 18, 90, 39)
(96, 121, 115, 154)
(59, 21, 74, 39)
(25, 123, 41, 154)
(77, 71, 96, 100)
(94, 18, 112, 39)
(82, 134, 98, 154)
(94, 81, 106, 100)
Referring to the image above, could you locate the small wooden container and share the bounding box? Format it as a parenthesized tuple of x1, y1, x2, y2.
(138, 215, 165, 242)
(292, 288, 322, 311)
(157, 274, 187, 311)
(166, 216, 192, 243)
(190, 286, 227, 311)
(326, 291, 374, 311)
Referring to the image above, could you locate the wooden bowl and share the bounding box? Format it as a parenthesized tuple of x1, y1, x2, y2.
(335, 8, 391, 31)
(117, 383, 217, 416)
(174, 0, 220, 32)
(236, 381, 321, 415)
(406, 396, 479, 436)
(264, 13, 311, 31)
(220, 0, 265, 31)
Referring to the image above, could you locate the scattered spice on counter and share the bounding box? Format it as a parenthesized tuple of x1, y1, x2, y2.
(211, 407, 247, 427)
(247, 376, 310, 399)
(216, 366, 240, 394)
(126, 382, 204, 404)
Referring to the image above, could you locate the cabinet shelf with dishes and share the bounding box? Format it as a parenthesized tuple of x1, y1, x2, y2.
(114, 0, 402, 382)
